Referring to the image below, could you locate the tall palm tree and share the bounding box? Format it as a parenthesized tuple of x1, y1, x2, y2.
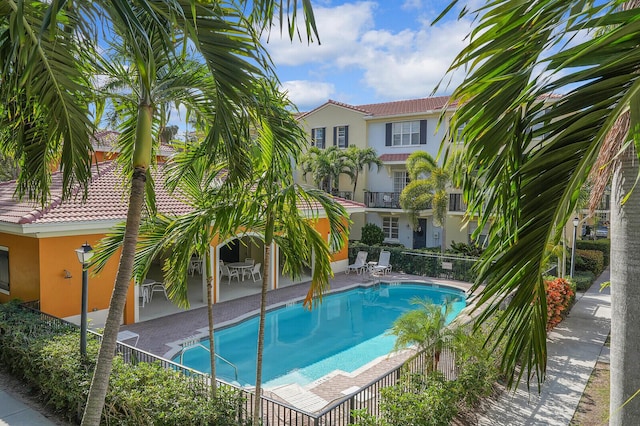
(440, 0, 640, 422)
(399, 151, 450, 251)
(1, 2, 320, 425)
(345, 145, 382, 197)
(300, 145, 355, 194)
(243, 83, 349, 424)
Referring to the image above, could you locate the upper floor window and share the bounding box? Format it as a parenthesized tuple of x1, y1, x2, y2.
(333, 125, 349, 148)
(393, 171, 410, 193)
(382, 217, 399, 240)
(311, 127, 326, 149)
(449, 193, 465, 212)
(385, 120, 427, 146)
(0, 246, 9, 293)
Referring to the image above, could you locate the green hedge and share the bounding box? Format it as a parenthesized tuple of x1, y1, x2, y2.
(576, 239, 610, 267)
(0, 302, 249, 425)
(571, 270, 596, 291)
(576, 249, 604, 277)
(348, 243, 478, 282)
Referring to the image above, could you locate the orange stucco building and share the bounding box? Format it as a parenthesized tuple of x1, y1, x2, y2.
(0, 157, 364, 325)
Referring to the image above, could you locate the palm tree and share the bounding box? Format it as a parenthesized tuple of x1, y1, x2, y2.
(440, 0, 640, 422)
(243, 83, 349, 424)
(91, 151, 233, 399)
(399, 151, 450, 251)
(1, 2, 320, 425)
(345, 145, 382, 197)
(389, 297, 456, 371)
(300, 145, 355, 194)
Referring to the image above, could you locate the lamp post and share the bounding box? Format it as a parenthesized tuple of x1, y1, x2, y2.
(75, 242, 93, 357)
(570, 217, 579, 279)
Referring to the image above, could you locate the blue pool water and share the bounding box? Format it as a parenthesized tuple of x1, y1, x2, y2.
(173, 283, 466, 387)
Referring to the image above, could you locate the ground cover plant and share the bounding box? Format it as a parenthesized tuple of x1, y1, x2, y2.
(0, 302, 248, 425)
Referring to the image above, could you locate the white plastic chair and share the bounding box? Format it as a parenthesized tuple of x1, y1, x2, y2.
(346, 251, 368, 274)
(221, 265, 239, 285)
(149, 282, 169, 301)
(249, 263, 262, 282)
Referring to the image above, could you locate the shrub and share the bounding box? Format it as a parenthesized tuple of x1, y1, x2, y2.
(379, 372, 459, 426)
(576, 239, 610, 267)
(545, 277, 575, 330)
(0, 302, 248, 425)
(348, 242, 477, 282)
(571, 270, 596, 291)
(360, 223, 385, 246)
(576, 249, 604, 276)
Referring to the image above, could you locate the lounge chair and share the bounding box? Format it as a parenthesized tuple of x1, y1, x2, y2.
(220, 265, 240, 285)
(371, 250, 392, 275)
(347, 251, 368, 274)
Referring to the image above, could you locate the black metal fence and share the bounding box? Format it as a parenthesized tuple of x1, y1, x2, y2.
(18, 304, 460, 425)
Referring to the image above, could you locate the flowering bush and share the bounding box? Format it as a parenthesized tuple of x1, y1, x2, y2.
(545, 277, 575, 330)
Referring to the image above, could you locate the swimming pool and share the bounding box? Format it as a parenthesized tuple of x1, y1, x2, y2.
(173, 283, 466, 387)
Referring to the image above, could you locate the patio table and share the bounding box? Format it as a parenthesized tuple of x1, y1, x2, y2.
(228, 262, 253, 281)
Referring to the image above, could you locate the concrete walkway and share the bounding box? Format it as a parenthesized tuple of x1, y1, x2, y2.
(0, 375, 62, 425)
(477, 270, 611, 425)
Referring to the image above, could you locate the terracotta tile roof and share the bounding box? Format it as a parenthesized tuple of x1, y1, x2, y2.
(92, 130, 176, 157)
(0, 163, 363, 227)
(358, 96, 455, 117)
(379, 153, 411, 163)
(297, 96, 457, 121)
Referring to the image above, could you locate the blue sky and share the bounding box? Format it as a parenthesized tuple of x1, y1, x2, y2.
(262, 0, 475, 112)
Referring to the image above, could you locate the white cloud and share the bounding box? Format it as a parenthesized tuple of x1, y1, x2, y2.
(280, 80, 335, 110)
(264, 2, 376, 66)
(265, 2, 473, 103)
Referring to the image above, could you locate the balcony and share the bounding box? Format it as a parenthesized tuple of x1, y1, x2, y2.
(364, 192, 402, 209)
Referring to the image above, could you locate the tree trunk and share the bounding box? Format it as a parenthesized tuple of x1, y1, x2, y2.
(81, 167, 146, 425)
(81, 103, 152, 426)
(206, 249, 216, 399)
(609, 148, 640, 424)
(253, 220, 273, 425)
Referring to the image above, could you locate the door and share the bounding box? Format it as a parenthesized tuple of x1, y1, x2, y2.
(412, 219, 427, 249)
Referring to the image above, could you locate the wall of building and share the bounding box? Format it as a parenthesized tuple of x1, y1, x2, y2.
(38, 234, 135, 324)
(0, 232, 40, 304)
(297, 105, 369, 202)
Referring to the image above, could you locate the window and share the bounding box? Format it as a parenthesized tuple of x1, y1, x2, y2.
(311, 127, 326, 149)
(333, 125, 348, 148)
(382, 217, 399, 240)
(393, 171, 410, 193)
(0, 247, 8, 293)
(449, 193, 465, 212)
(386, 120, 427, 146)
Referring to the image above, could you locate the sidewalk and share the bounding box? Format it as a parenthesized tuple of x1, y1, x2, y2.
(0, 370, 67, 426)
(477, 270, 611, 425)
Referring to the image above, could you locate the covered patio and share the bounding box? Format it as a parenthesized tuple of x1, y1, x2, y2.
(135, 234, 312, 323)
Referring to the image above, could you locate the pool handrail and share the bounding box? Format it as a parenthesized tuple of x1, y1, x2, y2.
(179, 337, 239, 382)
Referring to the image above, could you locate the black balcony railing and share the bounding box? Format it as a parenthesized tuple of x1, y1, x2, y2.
(364, 192, 403, 209)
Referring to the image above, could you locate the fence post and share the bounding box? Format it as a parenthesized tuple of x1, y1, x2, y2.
(349, 395, 356, 424)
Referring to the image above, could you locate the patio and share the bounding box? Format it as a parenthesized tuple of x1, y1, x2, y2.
(136, 261, 313, 323)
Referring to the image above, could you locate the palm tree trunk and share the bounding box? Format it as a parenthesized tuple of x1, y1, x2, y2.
(81, 167, 146, 425)
(253, 216, 273, 425)
(81, 103, 153, 426)
(206, 249, 217, 399)
(610, 148, 640, 424)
